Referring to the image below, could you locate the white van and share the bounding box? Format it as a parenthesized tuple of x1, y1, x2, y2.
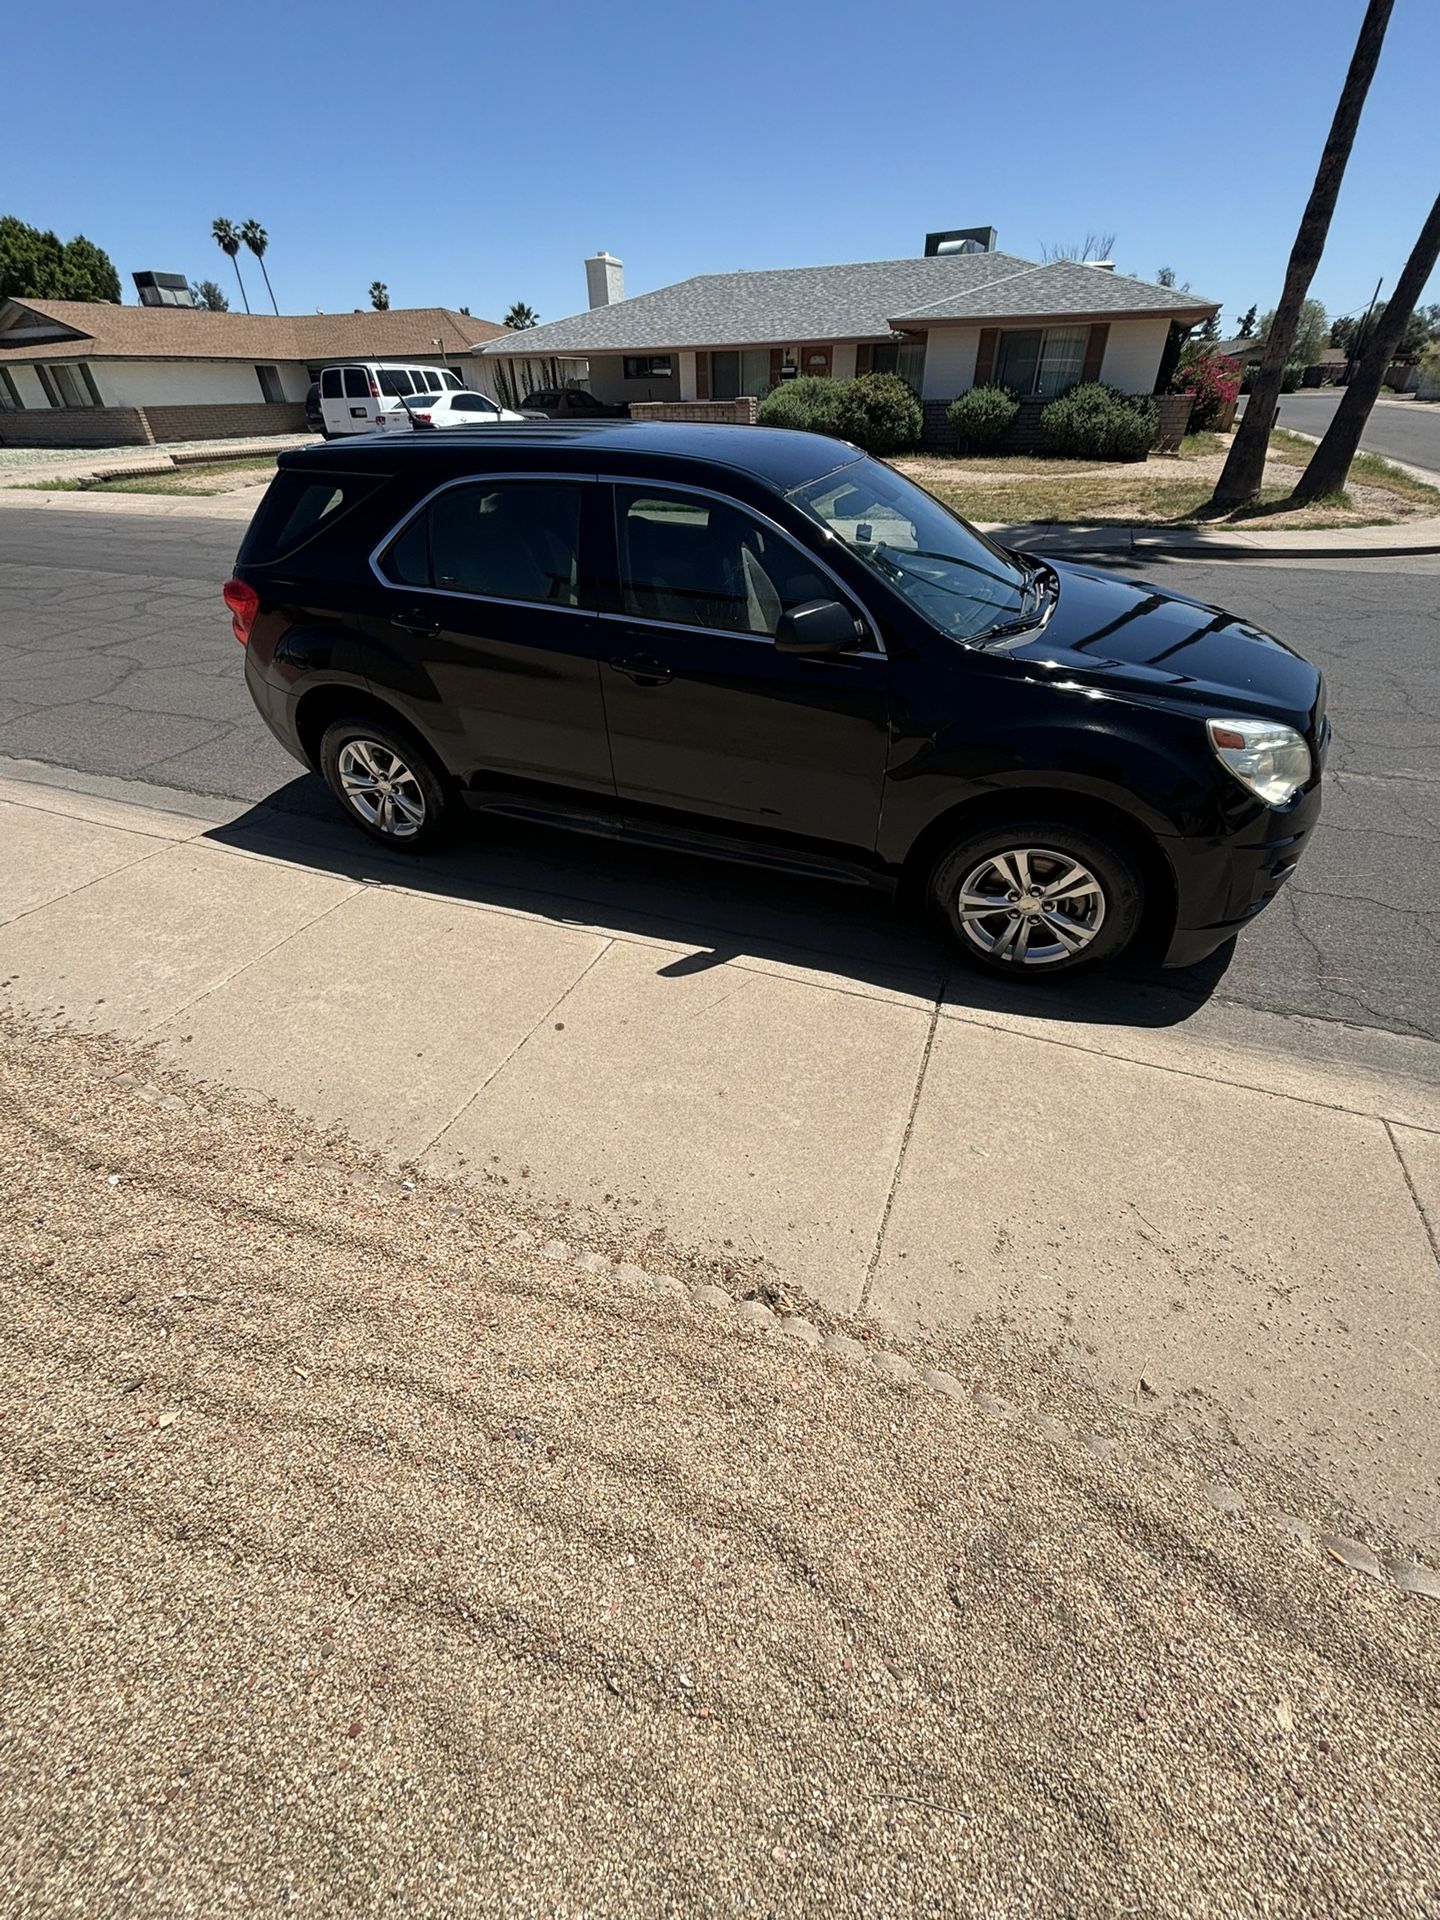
(318, 363, 465, 438)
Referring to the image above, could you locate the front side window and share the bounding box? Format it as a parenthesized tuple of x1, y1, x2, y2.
(788, 457, 1029, 644)
(442, 371, 463, 389)
(451, 393, 499, 413)
(382, 481, 583, 607)
(615, 485, 835, 638)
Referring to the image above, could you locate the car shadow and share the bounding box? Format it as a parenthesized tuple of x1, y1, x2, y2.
(205, 777, 1237, 1031)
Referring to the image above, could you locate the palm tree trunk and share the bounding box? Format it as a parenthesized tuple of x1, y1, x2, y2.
(1290, 192, 1440, 504)
(1210, 0, 1393, 511)
(230, 255, 251, 314)
(258, 257, 279, 315)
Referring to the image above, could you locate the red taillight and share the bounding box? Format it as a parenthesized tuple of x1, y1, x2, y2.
(368, 374, 381, 398)
(413, 412, 431, 423)
(223, 577, 259, 645)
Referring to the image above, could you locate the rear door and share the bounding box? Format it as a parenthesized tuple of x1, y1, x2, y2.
(367, 474, 616, 800)
(321, 366, 377, 435)
(598, 481, 889, 851)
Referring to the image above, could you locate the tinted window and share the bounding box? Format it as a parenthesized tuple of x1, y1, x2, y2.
(442, 371, 463, 389)
(451, 394, 498, 413)
(378, 370, 414, 396)
(383, 482, 583, 607)
(565, 391, 592, 409)
(237, 474, 377, 565)
(320, 369, 343, 398)
(421, 371, 442, 391)
(615, 486, 832, 637)
(524, 392, 558, 408)
(342, 368, 370, 399)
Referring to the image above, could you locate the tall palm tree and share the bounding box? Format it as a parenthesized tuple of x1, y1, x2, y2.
(369, 281, 390, 312)
(211, 218, 250, 313)
(240, 220, 278, 314)
(503, 301, 539, 330)
(1210, 0, 1393, 511)
(1291, 190, 1440, 503)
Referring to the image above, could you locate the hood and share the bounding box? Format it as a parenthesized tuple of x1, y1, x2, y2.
(1005, 559, 1323, 731)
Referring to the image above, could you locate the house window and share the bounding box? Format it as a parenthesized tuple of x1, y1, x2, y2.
(870, 339, 927, 392)
(255, 364, 286, 404)
(41, 364, 96, 408)
(0, 369, 21, 410)
(994, 325, 1089, 398)
(623, 355, 672, 379)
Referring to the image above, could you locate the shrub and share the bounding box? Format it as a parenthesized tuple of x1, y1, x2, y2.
(1280, 363, 1304, 393)
(1169, 344, 1241, 432)
(756, 376, 845, 436)
(1038, 382, 1157, 461)
(833, 371, 922, 455)
(946, 384, 1019, 453)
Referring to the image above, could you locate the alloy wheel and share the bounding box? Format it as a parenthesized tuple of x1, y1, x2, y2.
(336, 738, 427, 840)
(955, 846, 1106, 967)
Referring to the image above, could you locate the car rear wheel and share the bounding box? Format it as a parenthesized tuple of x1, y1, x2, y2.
(319, 716, 453, 854)
(930, 818, 1143, 977)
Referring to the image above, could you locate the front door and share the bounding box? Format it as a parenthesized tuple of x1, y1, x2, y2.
(599, 483, 888, 853)
(369, 476, 616, 799)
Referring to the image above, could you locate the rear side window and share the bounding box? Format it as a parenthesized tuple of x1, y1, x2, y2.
(237, 472, 380, 565)
(378, 369, 413, 396)
(380, 481, 583, 607)
(320, 369, 343, 398)
(342, 368, 370, 399)
(422, 371, 442, 391)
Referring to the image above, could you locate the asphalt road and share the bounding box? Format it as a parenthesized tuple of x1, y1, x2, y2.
(1267, 392, 1440, 476)
(0, 505, 1437, 1044)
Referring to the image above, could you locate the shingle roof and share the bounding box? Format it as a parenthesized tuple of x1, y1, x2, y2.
(0, 300, 506, 364)
(484, 253, 1217, 356)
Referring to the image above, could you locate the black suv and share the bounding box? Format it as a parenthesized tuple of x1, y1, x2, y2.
(227, 423, 1325, 977)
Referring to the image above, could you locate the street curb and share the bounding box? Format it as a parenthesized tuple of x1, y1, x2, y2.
(982, 524, 1440, 563)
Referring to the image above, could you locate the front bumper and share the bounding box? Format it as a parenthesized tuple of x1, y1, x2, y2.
(1161, 778, 1322, 968)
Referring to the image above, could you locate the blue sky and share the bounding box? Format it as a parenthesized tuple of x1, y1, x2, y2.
(10, 0, 1438, 335)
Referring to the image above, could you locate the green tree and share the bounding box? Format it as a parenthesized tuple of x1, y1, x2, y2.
(1157, 265, 1176, 287)
(1199, 313, 1221, 342)
(369, 281, 389, 311)
(212, 218, 250, 313)
(1258, 298, 1328, 365)
(1329, 313, 1359, 350)
(1236, 304, 1258, 339)
(189, 279, 229, 311)
(503, 301, 539, 329)
(1292, 192, 1440, 503)
(0, 216, 120, 302)
(1211, 0, 1394, 511)
(240, 220, 278, 314)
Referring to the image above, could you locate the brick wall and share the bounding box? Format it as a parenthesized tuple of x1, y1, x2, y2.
(628, 398, 760, 426)
(0, 406, 154, 448)
(141, 402, 308, 440)
(0, 400, 307, 449)
(921, 391, 1194, 456)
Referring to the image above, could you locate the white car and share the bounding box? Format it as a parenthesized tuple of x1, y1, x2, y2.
(377, 390, 527, 433)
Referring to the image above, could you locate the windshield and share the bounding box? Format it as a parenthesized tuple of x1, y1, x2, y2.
(788, 457, 1035, 643)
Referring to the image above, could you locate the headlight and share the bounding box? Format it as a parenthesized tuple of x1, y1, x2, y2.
(1206, 717, 1312, 806)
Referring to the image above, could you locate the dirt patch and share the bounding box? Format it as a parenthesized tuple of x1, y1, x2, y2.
(2, 1012, 1436, 1917)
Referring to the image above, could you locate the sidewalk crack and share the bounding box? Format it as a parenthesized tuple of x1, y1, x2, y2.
(859, 990, 942, 1314)
(1383, 1118, 1440, 1267)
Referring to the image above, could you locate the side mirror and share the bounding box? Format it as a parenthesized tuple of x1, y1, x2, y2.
(773, 598, 865, 657)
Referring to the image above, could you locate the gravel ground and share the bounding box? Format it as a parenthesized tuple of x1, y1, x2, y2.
(2, 1011, 1436, 1918)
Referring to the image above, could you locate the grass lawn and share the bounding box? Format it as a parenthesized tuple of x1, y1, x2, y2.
(10, 457, 279, 497)
(897, 425, 1440, 532)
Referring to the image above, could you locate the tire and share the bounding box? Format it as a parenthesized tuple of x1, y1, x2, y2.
(318, 714, 454, 854)
(929, 817, 1143, 978)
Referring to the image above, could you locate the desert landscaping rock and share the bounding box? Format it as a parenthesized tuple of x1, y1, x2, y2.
(1388, 1560, 1440, 1600)
(1272, 1512, 1315, 1547)
(733, 1299, 777, 1330)
(2, 1010, 1438, 1919)
(1203, 1483, 1247, 1517)
(920, 1367, 966, 1401)
(688, 1282, 732, 1310)
(868, 1348, 915, 1385)
(1082, 1434, 1120, 1463)
(1028, 1412, 1070, 1445)
(972, 1391, 1013, 1419)
(821, 1330, 868, 1362)
(1323, 1534, 1384, 1579)
(780, 1316, 822, 1346)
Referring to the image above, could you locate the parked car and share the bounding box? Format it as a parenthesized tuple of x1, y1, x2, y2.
(226, 424, 1326, 977)
(377, 390, 527, 432)
(520, 387, 628, 420)
(317, 362, 465, 438)
(304, 381, 323, 434)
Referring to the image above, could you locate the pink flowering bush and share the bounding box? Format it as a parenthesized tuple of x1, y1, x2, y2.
(1170, 344, 1241, 432)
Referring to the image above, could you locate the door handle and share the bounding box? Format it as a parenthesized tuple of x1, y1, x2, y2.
(608, 654, 673, 686)
(391, 611, 440, 639)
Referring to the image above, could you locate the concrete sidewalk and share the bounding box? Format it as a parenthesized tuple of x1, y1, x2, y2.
(0, 765, 1435, 1553)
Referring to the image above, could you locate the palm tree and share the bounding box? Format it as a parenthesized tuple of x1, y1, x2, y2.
(1210, 0, 1393, 511)
(211, 218, 250, 313)
(240, 220, 278, 314)
(1291, 190, 1440, 504)
(503, 301, 539, 330)
(369, 281, 390, 312)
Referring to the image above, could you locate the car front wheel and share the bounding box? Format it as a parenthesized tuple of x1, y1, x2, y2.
(930, 818, 1143, 977)
(319, 716, 453, 853)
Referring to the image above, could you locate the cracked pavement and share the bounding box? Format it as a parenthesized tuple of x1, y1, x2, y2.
(0, 506, 1436, 1044)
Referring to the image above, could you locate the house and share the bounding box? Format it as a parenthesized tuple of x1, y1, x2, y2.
(0, 299, 508, 447)
(483, 239, 1218, 442)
